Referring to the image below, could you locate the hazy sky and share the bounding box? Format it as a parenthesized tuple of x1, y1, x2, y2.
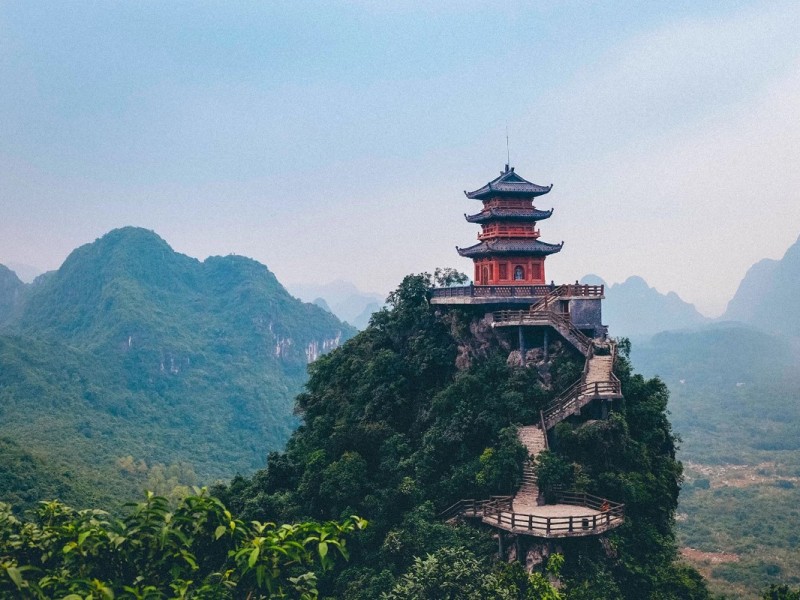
(2, 1, 798, 316)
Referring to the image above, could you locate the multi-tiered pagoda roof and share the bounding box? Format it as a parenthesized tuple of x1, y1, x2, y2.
(464, 207, 553, 224)
(464, 167, 553, 199)
(457, 239, 564, 258)
(450, 165, 563, 287)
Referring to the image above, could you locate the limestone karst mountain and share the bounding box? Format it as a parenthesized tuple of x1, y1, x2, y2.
(0, 227, 355, 509)
(218, 273, 705, 599)
(723, 234, 800, 337)
(0, 264, 25, 325)
(581, 274, 708, 339)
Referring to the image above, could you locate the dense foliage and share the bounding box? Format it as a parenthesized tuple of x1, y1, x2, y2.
(762, 585, 800, 600)
(216, 273, 708, 599)
(0, 490, 365, 599)
(0, 438, 84, 511)
(383, 547, 563, 600)
(0, 228, 354, 510)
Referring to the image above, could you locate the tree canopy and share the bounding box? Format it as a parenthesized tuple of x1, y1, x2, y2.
(0, 490, 365, 599)
(215, 273, 710, 599)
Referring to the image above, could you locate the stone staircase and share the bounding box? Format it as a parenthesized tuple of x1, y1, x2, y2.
(439, 342, 627, 538)
(584, 353, 614, 388)
(514, 345, 622, 509)
(540, 343, 622, 429)
(513, 425, 548, 512)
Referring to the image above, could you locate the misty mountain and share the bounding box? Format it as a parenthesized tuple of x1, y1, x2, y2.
(0, 265, 25, 326)
(4, 262, 42, 283)
(313, 297, 332, 313)
(582, 274, 709, 339)
(349, 301, 382, 330)
(288, 279, 385, 328)
(0, 227, 355, 508)
(723, 234, 800, 337)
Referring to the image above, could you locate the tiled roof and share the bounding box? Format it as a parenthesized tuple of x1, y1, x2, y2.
(465, 166, 552, 199)
(464, 207, 553, 223)
(457, 239, 564, 258)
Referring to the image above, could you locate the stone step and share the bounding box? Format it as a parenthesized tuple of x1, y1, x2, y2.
(516, 425, 546, 508)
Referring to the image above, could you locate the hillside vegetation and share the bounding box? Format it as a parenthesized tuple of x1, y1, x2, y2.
(634, 325, 800, 597)
(0, 227, 354, 510)
(215, 274, 709, 599)
(0, 265, 24, 326)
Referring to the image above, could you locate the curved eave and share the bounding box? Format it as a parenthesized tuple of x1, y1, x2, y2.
(464, 184, 552, 200)
(456, 240, 564, 258)
(464, 208, 554, 223)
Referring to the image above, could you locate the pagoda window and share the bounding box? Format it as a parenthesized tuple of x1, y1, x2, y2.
(481, 266, 489, 284)
(514, 266, 525, 280)
(499, 264, 508, 280)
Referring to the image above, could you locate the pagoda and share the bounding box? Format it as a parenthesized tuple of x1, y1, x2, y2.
(458, 164, 562, 286)
(429, 164, 606, 334)
(436, 164, 625, 551)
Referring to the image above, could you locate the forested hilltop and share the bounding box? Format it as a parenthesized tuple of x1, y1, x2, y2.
(214, 273, 710, 599)
(0, 227, 354, 510)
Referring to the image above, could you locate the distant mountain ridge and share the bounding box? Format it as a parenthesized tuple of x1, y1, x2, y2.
(582, 274, 708, 339)
(0, 227, 355, 508)
(723, 234, 800, 337)
(288, 279, 385, 329)
(3, 262, 42, 283)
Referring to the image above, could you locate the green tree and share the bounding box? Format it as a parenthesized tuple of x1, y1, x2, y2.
(763, 585, 800, 600)
(533, 450, 573, 503)
(383, 547, 563, 600)
(0, 490, 365, 599)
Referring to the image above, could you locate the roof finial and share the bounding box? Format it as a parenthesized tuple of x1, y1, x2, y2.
(505, 124, 510, 170)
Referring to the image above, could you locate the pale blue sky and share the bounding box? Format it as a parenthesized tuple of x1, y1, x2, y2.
(2, 1, 799, 315)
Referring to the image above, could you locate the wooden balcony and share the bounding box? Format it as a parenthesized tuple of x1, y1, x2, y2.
(429, 283, 604, 306)
(429, 284, 550, 305)
(478, 225, 540, 240)
(440, 492, 624, 538)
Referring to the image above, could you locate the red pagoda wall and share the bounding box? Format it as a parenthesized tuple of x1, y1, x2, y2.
(473, 257, 546, 286)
